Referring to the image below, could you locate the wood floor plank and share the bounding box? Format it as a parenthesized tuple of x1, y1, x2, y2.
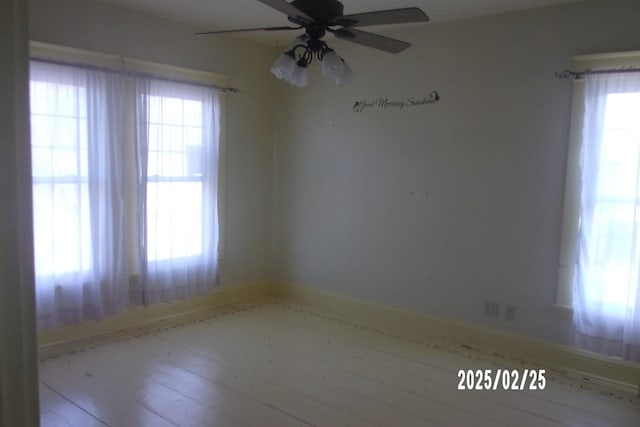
(40, 355, 180, 427)
(171, 305, 560, 427)
(239, 301, 640, 426)
(152, 330, 446, 427)
(128, 333, 378, 427)
(39, 299, 640, 427)
(75, 338, 312, 427)
(40, 410, 73, 427)
(155, 314, 506, 426)
(60, 350, 246, 427)
(39, 381, 108, 427)
(191, 306, 552, 420)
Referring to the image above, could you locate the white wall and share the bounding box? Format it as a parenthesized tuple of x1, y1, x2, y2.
(29, 0, 275, 288)
(271, 0, 640, 347)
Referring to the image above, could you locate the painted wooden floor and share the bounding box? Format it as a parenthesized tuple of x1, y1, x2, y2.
(39, 299, 640, 427)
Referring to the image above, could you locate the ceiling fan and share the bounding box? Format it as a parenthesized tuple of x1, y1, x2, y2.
(196, 0, 430, 87)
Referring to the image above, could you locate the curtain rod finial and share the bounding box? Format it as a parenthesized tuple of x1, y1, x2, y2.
(555, 70, 581, 80)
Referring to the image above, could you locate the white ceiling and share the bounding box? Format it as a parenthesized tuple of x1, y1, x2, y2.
(98, 0, 581, 46)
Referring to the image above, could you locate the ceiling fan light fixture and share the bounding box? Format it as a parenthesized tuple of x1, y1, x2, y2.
(197, 2, 430, 88)
(273, 37, 352, 87)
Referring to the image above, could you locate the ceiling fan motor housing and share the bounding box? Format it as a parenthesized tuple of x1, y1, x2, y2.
(288, 0, 344, 24)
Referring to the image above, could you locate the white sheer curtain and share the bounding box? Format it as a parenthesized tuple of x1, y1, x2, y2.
(135, 78, 220, 304)
(30, 61, 131, 330)
(573, 71, 640, 361)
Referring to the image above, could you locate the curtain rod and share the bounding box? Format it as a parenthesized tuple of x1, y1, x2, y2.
(30, 57, 241, 94)
(555, 67, 640, 80)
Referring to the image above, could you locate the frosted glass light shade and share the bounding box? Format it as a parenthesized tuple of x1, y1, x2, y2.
(271, 52, 297, 81)
(334, 62, 353, 86)
(289, 65, 308, 87)
(321, 50, 345, 78)
(271, 37, 354, 87)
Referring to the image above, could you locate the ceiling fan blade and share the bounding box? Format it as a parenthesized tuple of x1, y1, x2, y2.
(257, 0, 314, 24)
(195, 26, 300, 36)
(333, 28, 411, 54)
(333, 7, 429, 28)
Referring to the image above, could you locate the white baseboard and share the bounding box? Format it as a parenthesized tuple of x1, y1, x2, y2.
(271, 282, 640, 395)
(38, 282, 270, 348)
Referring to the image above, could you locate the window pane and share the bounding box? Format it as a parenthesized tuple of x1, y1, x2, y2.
(160, 97, 180, 125)
(589, 202, 638, 307)
(186, 144, 203, 177)
(30, 80, 87, 118)
(604, 92, 640, 130)
(32, 182, 91, 276)
(161, 124, 184, 152)
(147, 182, 202, 261)
(30, 77, 90, 278)
(145, 91, 206, 262)
(183, 99, 202, 127)
(598, 93, 640, 200)
(587, 91, 640, 310)
(148, 123, 161, 151)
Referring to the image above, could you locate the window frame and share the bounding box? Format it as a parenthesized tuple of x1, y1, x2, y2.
(556, 51, 640, 313)
(143, 85, 214, 263)
(29, 67, 93, 279)
(29, 41, 229, 279)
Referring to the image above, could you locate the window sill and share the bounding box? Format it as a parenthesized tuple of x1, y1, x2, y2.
(553, 303, 574, 319)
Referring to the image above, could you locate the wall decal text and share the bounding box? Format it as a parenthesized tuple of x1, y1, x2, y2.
(353, 91, 440, 113)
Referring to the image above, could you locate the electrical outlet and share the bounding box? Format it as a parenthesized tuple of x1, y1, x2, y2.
(505, 305, 516, 321)
(484, 301, 500, 318)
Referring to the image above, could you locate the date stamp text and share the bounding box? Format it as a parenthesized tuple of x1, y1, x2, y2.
(457, 369, 546, 391)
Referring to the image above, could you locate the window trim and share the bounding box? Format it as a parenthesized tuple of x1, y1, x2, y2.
(29, 41, 229, 264)
(556, 51, 640, 311)
(29, 41, 230, 87)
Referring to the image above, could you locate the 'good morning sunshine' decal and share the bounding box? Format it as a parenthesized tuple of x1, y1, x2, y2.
(353, 91, 440, 113)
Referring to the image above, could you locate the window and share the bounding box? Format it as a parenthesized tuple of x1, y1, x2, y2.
(558, 52, 640, 361)
(146, 89, 207, 261)
(29, 44, 225, 330)
(30, 69, 91, 277)
(136, 79, 220, 304)
(583, 91, 640, 313)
